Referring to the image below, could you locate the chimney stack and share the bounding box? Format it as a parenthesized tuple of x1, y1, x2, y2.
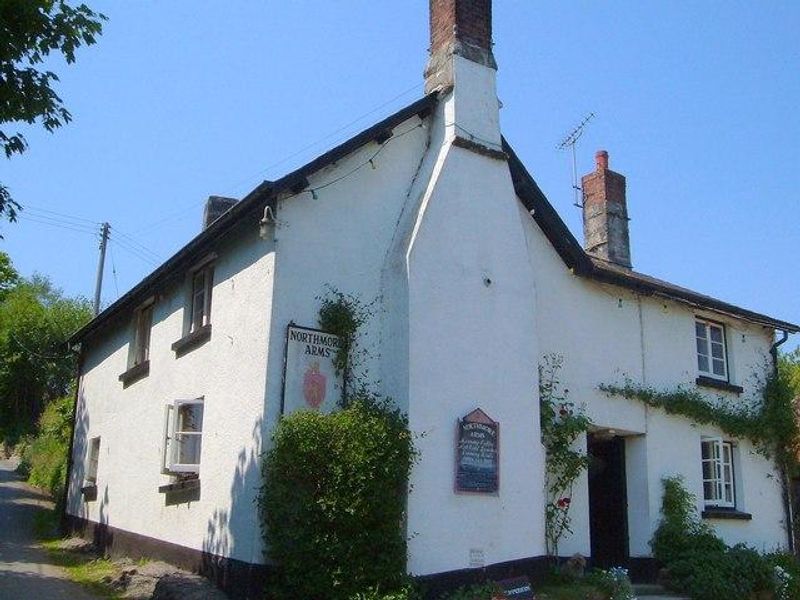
(203, 196, 237, 230)
(581, 151, 632, 268)
(425, 0, 497, 94)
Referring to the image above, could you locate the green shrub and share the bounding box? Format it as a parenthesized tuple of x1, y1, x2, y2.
(765, 553, 800, 600)
(259, 396, 417, 600)
(651, 476, 782, 600)
(18, 395, 73, 502)
(586, 567, 634, 600)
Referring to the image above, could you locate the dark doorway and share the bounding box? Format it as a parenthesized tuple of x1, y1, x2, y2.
(588, 434, 629, 569)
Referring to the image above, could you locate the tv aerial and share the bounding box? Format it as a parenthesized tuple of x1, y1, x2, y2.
(557, 112, 595, 208)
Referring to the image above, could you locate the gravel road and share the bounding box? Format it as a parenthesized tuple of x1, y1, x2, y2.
(0, 458, 97, 599)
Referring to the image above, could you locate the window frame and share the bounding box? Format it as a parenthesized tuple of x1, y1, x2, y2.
(188, 264, 214, 334)
(132, 300, 154, 367)
(701, 436, 735, 509)
(86, 436, 101, 484)
(161, 398, 204, 475)
(695, 318, 729, 382)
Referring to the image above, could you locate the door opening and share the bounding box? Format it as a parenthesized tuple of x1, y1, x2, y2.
(588, 433, 629, 568)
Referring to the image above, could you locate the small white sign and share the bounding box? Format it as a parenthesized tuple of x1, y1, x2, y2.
(282, 324, 344, 414)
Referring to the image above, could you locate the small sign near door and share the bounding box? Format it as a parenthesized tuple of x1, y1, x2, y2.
(492, 576, 534, 600)
(281, 324, 344, 414)
(455, 408, 499, 494)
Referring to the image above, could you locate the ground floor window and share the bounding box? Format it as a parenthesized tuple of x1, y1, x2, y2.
(701, 436, 735, 508)
(86, 436, 101, 483)
(162, 398, 204, 474)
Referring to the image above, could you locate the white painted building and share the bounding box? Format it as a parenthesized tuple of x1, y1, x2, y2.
(64, 0, 798, 596)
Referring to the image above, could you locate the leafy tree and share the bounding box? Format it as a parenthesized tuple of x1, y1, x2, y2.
(0, 0, 106, 221)
(780, 348, 800, 399)
(0, 265, 91, 442)
(0, 251, 19, 300)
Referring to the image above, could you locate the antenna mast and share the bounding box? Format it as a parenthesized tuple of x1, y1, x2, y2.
(557, 112, 595, 208)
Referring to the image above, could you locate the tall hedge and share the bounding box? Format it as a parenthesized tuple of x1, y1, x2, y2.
(259, 397, 417, 599)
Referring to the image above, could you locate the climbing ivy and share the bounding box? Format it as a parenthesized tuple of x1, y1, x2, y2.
(599, 371, 798, 470)
(317, 285, 379, 393)
(539, 354, 591, 559)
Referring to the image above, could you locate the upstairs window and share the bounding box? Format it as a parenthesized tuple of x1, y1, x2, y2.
(695, 319, 727, 380)
(190, 265, 214, 333)
(162, 398, 204, 474)
(701, 437, 735, 508)
(133, 302, 154, 366)
(86, 436, 101, 484)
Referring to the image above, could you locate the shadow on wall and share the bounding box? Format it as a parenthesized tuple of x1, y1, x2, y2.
(202, 416, 270, 598)
(65, 384, 115, 551)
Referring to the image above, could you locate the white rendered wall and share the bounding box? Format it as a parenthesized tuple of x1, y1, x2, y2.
(66, 223, 275, 566)
(520, 210, 787, 557)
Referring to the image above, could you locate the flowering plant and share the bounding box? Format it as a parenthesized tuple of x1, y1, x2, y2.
(539, 354, 591, 558)
(590, 567, 635, 600)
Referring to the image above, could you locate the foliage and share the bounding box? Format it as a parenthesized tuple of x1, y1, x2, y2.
(765, 553, 800, 600)
(41, 536, 123, 599)
(350, 585, 420, 600)
(600, 372, 799, 471)
(18, 394, 73, 502)
(317, 285, 378, 387)
(259, 396, 417, 600)
(0, 251, 19, 301)
(0, 267, 91, 443)
(437, 582, 499, 600)
(780, 348, 800, 398)
(1, 0, 106, 222)
(585, 567, 634, 600)
(651, 476, 795, 600)
(539, 354, 591, 557)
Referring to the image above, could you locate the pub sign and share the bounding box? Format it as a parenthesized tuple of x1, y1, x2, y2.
(281, 324, 344, 414)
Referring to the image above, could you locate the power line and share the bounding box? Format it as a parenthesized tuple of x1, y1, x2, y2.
(21, 204, 100, 226)
(221, 81, 425, 196)
(108, 240, 120, 299)
(110, 226, 162, 261)
(18, 214, 99, 235)
(133, 81, 424, 235)
(108, 232, 160, 267)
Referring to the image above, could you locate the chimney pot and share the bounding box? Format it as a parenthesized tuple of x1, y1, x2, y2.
(595, 150, 609, 171)
(203, 196, 238, 230)
(581, 150, 632, 268)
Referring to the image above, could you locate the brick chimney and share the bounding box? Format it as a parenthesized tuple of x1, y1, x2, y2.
(203, 196, 237, 230)
(425, 0, 497, 94)
(581, 150, 632, 268)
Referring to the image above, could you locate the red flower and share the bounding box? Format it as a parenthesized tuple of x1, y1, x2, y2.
(556, 497, 571, 508)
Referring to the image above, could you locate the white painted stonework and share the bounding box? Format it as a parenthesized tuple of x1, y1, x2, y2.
(66, 17, 792, 583)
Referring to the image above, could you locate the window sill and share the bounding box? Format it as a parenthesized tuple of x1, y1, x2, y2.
(171, 324, 212, 357)
(118, 360, 149, 387)
(81, 484, 98, 501)
(158, 476, 200, 494)
(702, 508, 752, 521)
(696, 376, 743, 394)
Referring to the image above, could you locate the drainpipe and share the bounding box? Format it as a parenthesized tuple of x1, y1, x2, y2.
(770, 330, 794, 553)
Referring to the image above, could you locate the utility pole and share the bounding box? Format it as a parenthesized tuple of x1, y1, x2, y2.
(93, 222, 110, 315)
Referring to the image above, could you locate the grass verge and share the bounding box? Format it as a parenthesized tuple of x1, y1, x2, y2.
(34, 507, 124, 599)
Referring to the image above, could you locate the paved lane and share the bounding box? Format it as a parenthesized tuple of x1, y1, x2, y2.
(0, 458, 97, 599)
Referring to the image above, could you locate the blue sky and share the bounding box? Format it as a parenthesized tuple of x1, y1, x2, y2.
(2, 2, 798, 350)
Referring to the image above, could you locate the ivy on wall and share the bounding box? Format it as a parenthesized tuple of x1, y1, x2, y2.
(599, 373, 798, 470)
(539, 354, 591, 559)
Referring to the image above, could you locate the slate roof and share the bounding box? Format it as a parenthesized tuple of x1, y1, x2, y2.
(70, 94, 798, 343)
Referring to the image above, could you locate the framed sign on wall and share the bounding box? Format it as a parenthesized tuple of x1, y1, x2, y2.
(281, 323, 344, 415)
(455, 408, 499, 494)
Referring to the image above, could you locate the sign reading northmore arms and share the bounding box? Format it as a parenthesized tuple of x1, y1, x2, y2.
(282, 324, 344, 414)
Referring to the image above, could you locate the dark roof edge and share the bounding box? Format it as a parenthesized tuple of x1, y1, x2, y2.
(502, 137, 800, 334)
(70, 93, 438, 344)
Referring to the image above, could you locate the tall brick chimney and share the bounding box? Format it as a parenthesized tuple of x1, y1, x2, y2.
(581, 150, 632, 268)
(425, 0, 497, 94)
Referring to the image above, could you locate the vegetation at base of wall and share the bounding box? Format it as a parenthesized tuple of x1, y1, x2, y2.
(652, 476, 799, 600)
(539, 354, 591, 558)
(259, 395, 417, 600)
(16, 394, 74, 504)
